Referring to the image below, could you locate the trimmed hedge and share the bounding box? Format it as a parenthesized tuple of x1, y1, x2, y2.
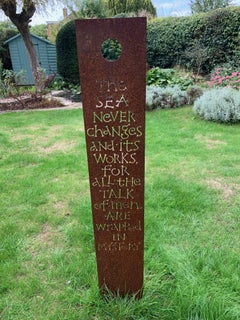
(147, 6, 240, 74)
(56, 20, 122, 83)
(56, 7, 240, 82)
(56, 20, 79, 84)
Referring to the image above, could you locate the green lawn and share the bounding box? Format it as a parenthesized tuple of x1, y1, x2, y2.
(0, 107, 240, 319)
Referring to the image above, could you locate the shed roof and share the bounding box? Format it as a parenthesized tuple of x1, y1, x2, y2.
(4, 33, 54, 45)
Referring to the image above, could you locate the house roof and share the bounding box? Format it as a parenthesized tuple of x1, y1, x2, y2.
(4, 33, 54, 45)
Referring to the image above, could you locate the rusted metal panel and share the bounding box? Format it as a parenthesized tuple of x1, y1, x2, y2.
(75, 17, 146, 298)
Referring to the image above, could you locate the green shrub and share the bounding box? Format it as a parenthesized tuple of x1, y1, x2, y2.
(147, 16, 190, 69)
(146, 85, 189, 110)
(0, 68, 26, 98)
(101, 38, 122, 61)
(225, 50, 240, 70)
(0, 59, 3, 78)
(0, 21, 18, 70)
(146, 67, 193, 90)
(147, 7, 240, 74)
(193, 88, 240, 123)
(56, 20, 123, 83)
(187, 85, 204, 104)
(48, 77, 67, 90)
(55, 7, 240, 84)
(146, 67, 175, 86)
(56, 20, 79, 84)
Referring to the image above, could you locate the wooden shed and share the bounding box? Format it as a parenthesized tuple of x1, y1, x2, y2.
(4, 33, 57, 85)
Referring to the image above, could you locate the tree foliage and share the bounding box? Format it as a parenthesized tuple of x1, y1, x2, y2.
(64, 0, 109, 18)
(30, 24, 48, 39)
(105, 0, 156, 16)
(190, 0, 232, 13)
(0, 21, 18, 69)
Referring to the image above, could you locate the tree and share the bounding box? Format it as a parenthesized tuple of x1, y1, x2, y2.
(30, 24, 48, 39)
(65, 0, 157, 17)
(105, 0, 126, 15)
(78, 0, 108, 18)
(0, 21, 18, 69)
(63, 0, 109, 18)
(0, 0, 55, 92)
(126, 0, 156, 16)
(105, 0, 156, 16)
(190, 0, 232, 13)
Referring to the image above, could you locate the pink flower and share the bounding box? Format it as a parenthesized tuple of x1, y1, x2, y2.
(207, 67, 240, 89)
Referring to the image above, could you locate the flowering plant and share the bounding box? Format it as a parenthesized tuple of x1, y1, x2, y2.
(208, 67, 240, 89)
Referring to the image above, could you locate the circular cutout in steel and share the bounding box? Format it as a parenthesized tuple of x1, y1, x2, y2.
(101, 38, 122, 61)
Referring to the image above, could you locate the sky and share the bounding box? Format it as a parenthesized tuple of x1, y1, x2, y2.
(31, 0, 191, 25)
(1, 0, 240, 26)
(153, 0, 190, 17)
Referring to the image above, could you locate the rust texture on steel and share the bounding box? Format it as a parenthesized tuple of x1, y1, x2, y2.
(75, 18, 146, 298)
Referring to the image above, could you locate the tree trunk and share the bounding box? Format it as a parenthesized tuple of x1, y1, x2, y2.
(0, 1, 45, 93)
(18, 26, 44, 93)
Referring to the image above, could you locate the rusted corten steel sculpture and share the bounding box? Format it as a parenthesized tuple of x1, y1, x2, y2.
(75, 17, 146, 298)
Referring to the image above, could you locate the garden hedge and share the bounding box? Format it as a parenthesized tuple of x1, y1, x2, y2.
(56, 20, 79, 84)
(147, 6, 240, 74)
(56, 6, 240, 82)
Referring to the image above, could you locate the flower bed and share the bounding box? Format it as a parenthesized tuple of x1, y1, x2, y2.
(208, 67, 240, 89)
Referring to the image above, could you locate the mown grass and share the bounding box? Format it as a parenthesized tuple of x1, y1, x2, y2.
(0, 107, 240, 319)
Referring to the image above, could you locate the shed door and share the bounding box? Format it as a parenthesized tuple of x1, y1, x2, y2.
(10, 38, 41, 85)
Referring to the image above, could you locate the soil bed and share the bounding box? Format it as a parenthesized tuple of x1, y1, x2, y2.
(0, 91, 82, 112)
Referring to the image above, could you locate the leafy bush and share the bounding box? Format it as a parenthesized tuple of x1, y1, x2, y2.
(207, 66, 240, 89)
(146, 67, 193, 90)
(187, 85, 204, 104)
(0, 21, 18, 69)
(49, 77, 67, 90)
(147, 7, 240, 74)
(101, 39, 122, 61)
(56, 20, 79, 84)
(193, 88, 240, 123)
(0, 59, 3, 78)
(56, 20, 123, 84)
(146, 67, 175, 86)
(0, 68, 26, 98)
(213, 50, 240, 73)
(48, 78, 81, 101)
(68, 83, 81, 102)
(146, 85, 189, 110)
(55, 7, 240, 85)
